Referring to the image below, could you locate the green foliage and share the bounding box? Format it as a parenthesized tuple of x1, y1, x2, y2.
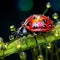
(0, 23, 60, 58)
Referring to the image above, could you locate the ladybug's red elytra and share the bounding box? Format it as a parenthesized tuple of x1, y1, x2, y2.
(22, 14, 55, 32)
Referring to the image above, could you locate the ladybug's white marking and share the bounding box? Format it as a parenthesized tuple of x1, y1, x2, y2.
(33, 22, 45, 28)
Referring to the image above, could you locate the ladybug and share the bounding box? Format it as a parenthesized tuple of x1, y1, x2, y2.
(22, 14, 54, 33)
(16, 14, 55, 45)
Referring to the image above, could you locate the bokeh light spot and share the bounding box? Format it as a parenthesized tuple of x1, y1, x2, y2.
(18, 0, 33, 11)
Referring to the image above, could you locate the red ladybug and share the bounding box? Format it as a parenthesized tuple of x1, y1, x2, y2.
(22, 14, 54, 32)
(16, 14, 55, 45)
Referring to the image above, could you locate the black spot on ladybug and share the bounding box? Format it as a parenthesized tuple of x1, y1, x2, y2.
(43, 19, 47, 23)
(49, 24, 52, 28)
(33, 17, 36, 19)
(33, 25, 38, 29)
(27, 22, 30, 26)
(42, 25, 47, 29)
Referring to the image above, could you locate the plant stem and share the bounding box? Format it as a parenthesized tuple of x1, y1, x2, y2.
(43, 8, 48, 15)
(53, 42, 60, 60)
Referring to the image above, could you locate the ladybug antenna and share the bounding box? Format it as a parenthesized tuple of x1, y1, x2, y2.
(43, 2, 51, 15)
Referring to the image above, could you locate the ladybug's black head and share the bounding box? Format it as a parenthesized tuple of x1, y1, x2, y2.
(17, 26, 27, 36)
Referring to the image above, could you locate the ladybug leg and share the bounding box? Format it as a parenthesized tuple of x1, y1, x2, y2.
(41, 33, 47, 42)
(33, 33, 38, 45)
(25, 34, 28, 45)
(17, 26, 23, 34)
(17, 26, 24, 37)
(32, 33, 41, 54)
